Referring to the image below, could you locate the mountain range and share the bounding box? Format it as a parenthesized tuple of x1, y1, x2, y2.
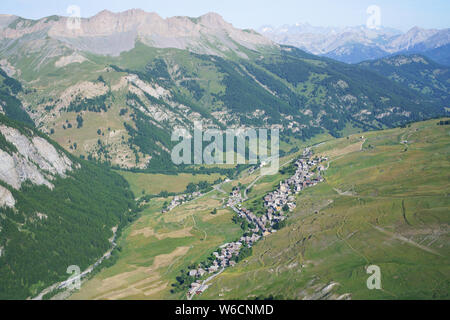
(0, 9, 448, 300)
(0, 9, 447, 171)
(0, 10, 273, 57)
(259, 24, 450, 64)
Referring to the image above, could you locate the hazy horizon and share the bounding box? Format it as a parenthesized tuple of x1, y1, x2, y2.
(1, 0, 449, 32)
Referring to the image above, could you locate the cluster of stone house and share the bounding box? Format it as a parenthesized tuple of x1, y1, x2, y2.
(234, 154, 328, 236)
(227, 187, 243, 208)
(188, 281, 208, 296)
(239, 232, 261, 246)
(263, 156, 327, 220)
(236, 207, 273, 235)
(162, 191, 202, 213)
(187, 241, 244, 296)
(189, 241, 242, 280)
(187, 148, 329, 296)
(189, 267, 208, 278)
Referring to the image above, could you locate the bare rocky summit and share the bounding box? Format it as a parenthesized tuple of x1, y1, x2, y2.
(0, 10, 274, 57)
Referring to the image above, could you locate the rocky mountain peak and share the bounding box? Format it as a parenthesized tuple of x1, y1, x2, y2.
(0, 9, 273, 57)
(199, 12, 228, 28)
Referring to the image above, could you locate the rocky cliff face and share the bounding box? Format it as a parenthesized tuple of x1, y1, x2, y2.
(0, 115, 134, 300)
(0, 10, 274, 57)
(0, 185, 14, 208)
(0, 123, 74, 207)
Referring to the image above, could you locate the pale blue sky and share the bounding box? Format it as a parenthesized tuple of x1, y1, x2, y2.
(1, 0, 449, 31)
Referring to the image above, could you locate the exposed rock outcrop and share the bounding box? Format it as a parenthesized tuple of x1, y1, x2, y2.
(0, 10, 275, 57)
(0, 149, 52, 189)
(0, 185, 15, 207)
(0, 125, 73, 192)
(54, 52, 87, 68)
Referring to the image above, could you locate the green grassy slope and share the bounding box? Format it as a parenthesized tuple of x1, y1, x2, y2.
(201, 118, 450, 300)
(1, 39, 448, 170)
(69, 191, 242, 300)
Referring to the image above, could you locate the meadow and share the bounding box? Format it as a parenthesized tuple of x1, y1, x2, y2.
(71, 118, 449, 300)
(70, 187, 241, 299)
(118, 171, 224, 196)
(201, 118, 450, 300)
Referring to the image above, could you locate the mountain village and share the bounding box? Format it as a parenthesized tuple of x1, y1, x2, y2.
(162, 192, 203, 213)
(187, 148, 328, 298)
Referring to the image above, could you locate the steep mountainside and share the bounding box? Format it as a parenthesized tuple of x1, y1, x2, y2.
(422, 44, 450, 69)
(0, 113, 137, 299)
(359, 54, 450, 106)
(260, 24, 450, 65)
(0, 10, 273, 58)
(0, 10, 447, 171)
(0, 67, 33, 125)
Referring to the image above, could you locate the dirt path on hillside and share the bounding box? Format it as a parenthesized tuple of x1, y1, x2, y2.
(337, 213, 370, 264)
(371, 225, 443, 257)
(192, 215, 207, 241)
(333, 188, 356, 196)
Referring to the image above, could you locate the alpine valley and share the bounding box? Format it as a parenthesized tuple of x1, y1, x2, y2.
(0, 10, 448, 170)
(0, 9, 448, 300)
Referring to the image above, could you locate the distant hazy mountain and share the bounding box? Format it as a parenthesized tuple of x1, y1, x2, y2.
(259, 24, 450, 65)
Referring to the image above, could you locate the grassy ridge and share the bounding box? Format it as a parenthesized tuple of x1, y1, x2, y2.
(359, 54, 450, 105)
(6, 42, 447, 171)
(0, 68, 34, 126)
(201, 118, 450, 300)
